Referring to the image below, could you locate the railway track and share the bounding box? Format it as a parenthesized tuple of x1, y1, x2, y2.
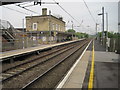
(21, 39, 90, 89)
(1, 42, 78, 82)
(2, 40, 80, 72)
(1, 41, 76, 73)
(2, 39, 91, 89)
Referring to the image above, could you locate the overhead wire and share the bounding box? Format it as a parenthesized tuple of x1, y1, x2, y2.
(52, 0, 82, 26)
(2, 6, 30, 15)
(17, 4, 40, 15)
(16, 0, 58, 15)
(15, 1, 33, 6)
(2, 1, 36, 15)
(15, 1, 34, 7)
(82, 0, 96, 24)
(2, 1, 39, 15)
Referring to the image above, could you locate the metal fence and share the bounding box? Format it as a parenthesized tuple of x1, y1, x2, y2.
(0, 19, 43, 52)
(2, 32, 40, 52)
(1, 31, 64, 52)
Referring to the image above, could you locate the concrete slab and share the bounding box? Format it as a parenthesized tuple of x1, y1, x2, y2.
(94, 47, 119, 88)
(95, 51, 119, 63)
(82, 40, 119, 89)
(94, 62, 118, 88)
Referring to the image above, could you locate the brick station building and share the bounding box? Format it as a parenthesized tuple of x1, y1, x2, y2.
(26, 8, 76, 44)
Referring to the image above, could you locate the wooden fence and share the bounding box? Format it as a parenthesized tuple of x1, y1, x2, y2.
(99, 37, 120, 54)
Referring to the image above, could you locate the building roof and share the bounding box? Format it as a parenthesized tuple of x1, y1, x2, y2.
(26, 15, 65, 23)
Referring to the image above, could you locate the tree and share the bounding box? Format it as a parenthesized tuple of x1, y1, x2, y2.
(67, 29, 88, 39)
(75, 32, 82, 39)
(84, 33, 89, 38)
(75, 32, 88, 39)
(98, 32, 102, 37)
(107, 32, 114, 38)
(98, 31, 120, 38)
(67, 29, 76, 33)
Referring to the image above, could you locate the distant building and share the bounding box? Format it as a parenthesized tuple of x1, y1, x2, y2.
(26, 8, 65, 32)
(26, 8, 75, 44)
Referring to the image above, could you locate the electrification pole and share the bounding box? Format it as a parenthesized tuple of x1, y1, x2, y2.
(102, 7, 104, 45)
(49, 10, 51, 44)
(71, 21, 74, 40)
(98, 7, 105, 45)
(22, 18, 25, 49)
(106, 12, 108, 51)
(96, 23, 99, 40)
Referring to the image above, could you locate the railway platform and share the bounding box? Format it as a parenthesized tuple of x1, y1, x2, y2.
(57, 39, 119, 89)
(0, 39, 83, 61)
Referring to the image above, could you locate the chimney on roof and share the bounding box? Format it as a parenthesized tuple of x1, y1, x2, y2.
(42, 8, 47, 15)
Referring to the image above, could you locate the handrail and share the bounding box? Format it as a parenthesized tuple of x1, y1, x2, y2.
(5, 30, 15, 40)
(1, 20, 16, 42)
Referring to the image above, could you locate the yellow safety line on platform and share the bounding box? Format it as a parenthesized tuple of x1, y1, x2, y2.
(88, 41, 95, 90)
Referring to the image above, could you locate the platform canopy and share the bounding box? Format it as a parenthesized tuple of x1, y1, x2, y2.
(0, 0, 38, 5)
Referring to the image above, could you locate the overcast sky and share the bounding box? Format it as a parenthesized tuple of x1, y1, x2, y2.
(0, 0, 119, 35)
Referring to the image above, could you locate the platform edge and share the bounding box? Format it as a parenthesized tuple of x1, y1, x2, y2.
(56, 40, 92, 89)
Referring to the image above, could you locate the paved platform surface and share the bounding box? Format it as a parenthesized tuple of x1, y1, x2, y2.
(0, 39, 83, 60)
(60, 40, 119, 89)
(62, 50, 91, 88)
(93, 40, 119, 88)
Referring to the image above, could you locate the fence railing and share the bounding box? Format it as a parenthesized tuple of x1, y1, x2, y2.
(1, 20, 16, 42)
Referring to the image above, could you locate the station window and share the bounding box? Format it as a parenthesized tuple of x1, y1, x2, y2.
(56, 24, 58, 31)
(61, 26, 63, 31)
(59, 25, 61, 31)
(57, 25, 59, 31)
(33, 23, 37, 30)
(52, 23, 54, 30)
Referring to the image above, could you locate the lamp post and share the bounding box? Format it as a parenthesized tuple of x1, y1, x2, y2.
(98, 7, 109, 51)
(71, 21, 74, 40)
(118, 22, 120, 33)
(98, 7, 104, 45)
(22, 18, 25, 49)
(105, 12, 108, 51)
(87, 25, 90, 36)
(96, 23, 99, 40)
(118, 23, 120, 54)
(49, 10, 51, 44)
(30, 15, 33, 47)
